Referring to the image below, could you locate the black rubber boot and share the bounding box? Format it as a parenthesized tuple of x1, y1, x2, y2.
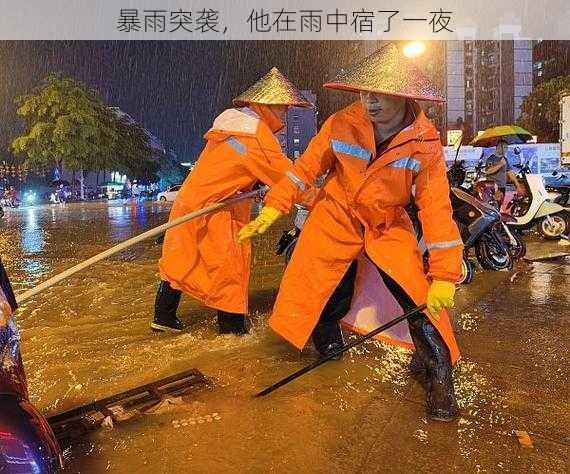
(312, 321, 344, 360)
(409, 351, 429, 388)
(151, 281, 184, 333)
(310, 262, 357, 360)
(217, 311, 248, 335)
(408, 314, 459, 422)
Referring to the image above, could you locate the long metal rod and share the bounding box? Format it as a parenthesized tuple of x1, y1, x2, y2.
(15, 190, 260, 305)
(255, 303, 428, 398)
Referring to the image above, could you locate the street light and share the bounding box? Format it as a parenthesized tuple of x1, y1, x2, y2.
(403, 41, 427, 58)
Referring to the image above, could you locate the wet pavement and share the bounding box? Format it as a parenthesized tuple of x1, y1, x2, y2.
(1, 201, 568, 473)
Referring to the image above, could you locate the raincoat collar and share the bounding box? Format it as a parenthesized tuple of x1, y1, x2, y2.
(249, 104, 285, 133)
(345, 100, 439, 165)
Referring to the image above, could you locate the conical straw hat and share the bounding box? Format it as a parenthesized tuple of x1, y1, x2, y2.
(324, 43, 445, 103)
(233, 67, 312, 107)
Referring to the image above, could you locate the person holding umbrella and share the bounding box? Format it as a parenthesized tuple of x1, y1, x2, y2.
(239, 44, 463, 421)
(153, 68, 312, 335)
(483, 139, 523, 205)
(471, 126, 532, 206)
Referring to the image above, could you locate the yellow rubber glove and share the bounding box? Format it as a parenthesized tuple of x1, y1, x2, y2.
(238, 206, 282, 242)
(426, 280, 456, 320)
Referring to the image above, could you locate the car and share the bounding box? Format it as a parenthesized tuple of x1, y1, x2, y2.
(157, 185, 182, 202)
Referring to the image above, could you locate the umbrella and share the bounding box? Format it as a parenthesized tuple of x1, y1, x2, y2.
(471, 125, 533, 148)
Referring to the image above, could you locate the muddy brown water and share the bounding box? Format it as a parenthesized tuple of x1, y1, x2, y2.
(1, 201, 567, 473)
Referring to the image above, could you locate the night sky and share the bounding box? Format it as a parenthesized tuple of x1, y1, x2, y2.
(0, 41, 365, 162)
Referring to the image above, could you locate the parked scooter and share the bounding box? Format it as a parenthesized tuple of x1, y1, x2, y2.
(0, 198, 19, 208)
(449, 186, 513, 272)
(505, 158, 569, 239)
(545, 170, 569, 206)
(448, 159, 524, 263)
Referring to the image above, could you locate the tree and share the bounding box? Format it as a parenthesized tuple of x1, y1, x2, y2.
(109, 116, 160, 183)
(156, 149, 188, 187)
(518, 76, 570, 142)
(11, 73, 117, 175)
(11, 74, 168, 194)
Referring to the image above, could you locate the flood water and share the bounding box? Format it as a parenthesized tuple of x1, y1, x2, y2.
(1, 201, 568, 473)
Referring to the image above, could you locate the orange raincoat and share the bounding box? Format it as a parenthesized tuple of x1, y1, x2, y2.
(159, 105, 292, 314)
(265, 101, 463, 363)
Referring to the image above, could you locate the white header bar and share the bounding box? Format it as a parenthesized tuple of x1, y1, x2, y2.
(0, 1, 568, 40)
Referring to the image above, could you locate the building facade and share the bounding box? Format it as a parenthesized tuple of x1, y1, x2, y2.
(533, 40, 570, 84)
(277, 90, 318, 161)
(446, 40, 533, 140)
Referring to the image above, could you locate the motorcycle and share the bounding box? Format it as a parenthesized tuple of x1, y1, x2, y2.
(448, 159, 524, 264)
(0, 198, 19, 208)
(449, 186, 513, 272)
(545, 170, 569, 207)
(505, 158, 569, 239)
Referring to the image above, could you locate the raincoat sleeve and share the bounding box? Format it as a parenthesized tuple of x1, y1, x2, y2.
(242, 127, 294, 187)
(414, 142, 464, 283)
(264, 118, 335, 214)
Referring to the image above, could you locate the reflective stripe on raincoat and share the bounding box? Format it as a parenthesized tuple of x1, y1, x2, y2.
(265, 101, 463, 363)
(159, 106, 292, 314)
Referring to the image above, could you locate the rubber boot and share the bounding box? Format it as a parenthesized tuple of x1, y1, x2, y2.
(310, 262, 357, 360)
(311, 321, 344, 360)
(151, 281, 184, 333)
(217, 311, 248, 335)
(408, 314, 459, 421)
(409, 351, 429, 388)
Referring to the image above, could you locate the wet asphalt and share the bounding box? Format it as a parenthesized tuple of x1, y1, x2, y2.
(0, 201, 568, 473)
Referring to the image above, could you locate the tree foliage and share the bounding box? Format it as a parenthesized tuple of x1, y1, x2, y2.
(11, 73, 116, 171)
(156, 150, 188, 187)
(518, 76, 570, 142)
(110, 116, 160, 182)
(10, 73, 161, 182)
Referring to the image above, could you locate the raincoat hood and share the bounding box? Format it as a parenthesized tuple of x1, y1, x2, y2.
(205, 107, 261, 140)
(324, 43, 446, 103)
(205, 106, 283, 143)
(233, 67, 312, 108)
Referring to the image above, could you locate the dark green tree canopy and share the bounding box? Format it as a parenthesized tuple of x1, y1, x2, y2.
(11, 73, 163, 182)
(518, 76, 570, 143)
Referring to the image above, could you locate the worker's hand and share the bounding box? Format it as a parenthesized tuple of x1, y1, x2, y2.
(426, 280, 456, 320)
(238, 207, 282, 242)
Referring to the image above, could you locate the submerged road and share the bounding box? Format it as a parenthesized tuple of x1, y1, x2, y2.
(1, 201, 568, 473)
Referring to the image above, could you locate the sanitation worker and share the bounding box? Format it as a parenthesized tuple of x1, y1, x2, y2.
(239, 44, 463, 421)
(153, 68, 312, 334)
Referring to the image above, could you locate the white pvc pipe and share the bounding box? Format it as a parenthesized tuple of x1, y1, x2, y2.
(15, 190, 260, 305)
